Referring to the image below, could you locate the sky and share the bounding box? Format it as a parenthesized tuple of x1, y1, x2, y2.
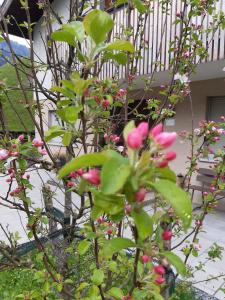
(0, 0, 29, 46)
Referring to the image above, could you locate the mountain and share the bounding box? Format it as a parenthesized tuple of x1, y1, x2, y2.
(0, 40, 29, 66)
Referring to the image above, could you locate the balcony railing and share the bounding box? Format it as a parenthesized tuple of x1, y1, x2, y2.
(56, 0, 225, 81)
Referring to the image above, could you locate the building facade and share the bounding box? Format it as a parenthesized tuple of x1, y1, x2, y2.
(2, 0, 225, 175)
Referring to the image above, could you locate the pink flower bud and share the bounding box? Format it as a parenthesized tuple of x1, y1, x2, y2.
(82, 169, 101, 185)
(135, 188, 146, 202)
(107, 229, 113, 235)
(154, 265, 165, 275)
(76, 169, 84, 176)
(165, 151, 177, 161)
(157, 160, 168, 168)
(203, 191, 208, 197)
(69, 171, 78, 178)
(125, 204, 132, 214)
(141, 255, 151, 264)
(127, 129, 142, 150)
(155, 276, 165, 285)
(210, 186, 215, 193)
(162, 230, 173, 241)
(18, 134, 25, 142)
(0, 149, 9, 160)
(137, 122, 149, 138)
(154, 132, 177, 148)
(150, 123, 163, 138)
(32, 138, 44, 148)
(39, 149, 47, 156)
(102, 99, 110, 109)
(67, 181, 75, 188)
(12, 144, 17, 149)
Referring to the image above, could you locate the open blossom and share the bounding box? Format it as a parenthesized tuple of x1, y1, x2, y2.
(0, 149, 9, 160)
(127, 128, 143, 149)
(32, 138, 44, 147)
(137, 122, 149, 138)
(39, 149, 47, 155)
(194, 128, 201, 136)
(82, 169, 100, 185)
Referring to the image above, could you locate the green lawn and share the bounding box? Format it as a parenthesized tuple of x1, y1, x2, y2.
(0, 62, 34, 133)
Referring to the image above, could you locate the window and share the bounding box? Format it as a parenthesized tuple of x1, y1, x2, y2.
(48, 110, 62, 144)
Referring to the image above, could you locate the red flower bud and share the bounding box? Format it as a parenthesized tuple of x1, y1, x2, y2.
(165, 151, 177, 161)
(135, 188, 146, 202)
(82, 169, 101, 185)
(154, 265, 165, 275)
(141, 255, 151, 264)
(155, 276, 165, 285)
(162, 230, 173, 241)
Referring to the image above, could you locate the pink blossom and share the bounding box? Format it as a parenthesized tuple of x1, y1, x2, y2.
(18, 134, 25, 142)
(150, 123, 163, 138)
(203, 191, 208, 197)
(110, 134, 120, 143)
(210, 186, 216, 193)
(137, 122, 149, 138)
(126, 128, 142, 150)
(0, 149, 9, 160)
(141, 255, 151, 264)
(116, 88, 127, 98)
(12, 144, 17, 149)
(82, 169, 101, 185)
(154, 132, 177, 148)
(165, 151, 177, 161)
(32, 138, 44, 148)
(135, 188, 146, 202)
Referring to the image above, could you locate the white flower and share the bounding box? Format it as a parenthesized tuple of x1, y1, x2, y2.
(217, 128, 224, 135)
(194, 128, 201, 136)
(174, 73, 189, 83)
(117, 146, 124, 152)
(0, 149, 9, 160)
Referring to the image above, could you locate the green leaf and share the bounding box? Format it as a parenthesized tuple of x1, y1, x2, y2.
(131, 209, 153, 241)
(155, 167, 176, 182)
(106, 40, 134, 53)
(57, 106, 82, 123)
(51, 21, 84, 46)
(162, 251, 186, 276)
(101, 158, 131, 195)
(151, 179, 192, 230)
(113, 52, 127, 65)
(103, 237, 135, 257)
(45, 125, 65, 142)
(107, 287, 124, 299)
(91, 269, 104, 286)
(78, 240, 91, 255)
(116, 0, 128, 5)
(58, 152, 108, 178)
(133, 0, 147, 13)
(62, 131, 73, 146)
(93, 191, 125, 215)
(83, 9, 114, 44)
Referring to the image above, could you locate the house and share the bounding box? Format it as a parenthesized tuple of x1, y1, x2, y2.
(1, 0, 225, 176)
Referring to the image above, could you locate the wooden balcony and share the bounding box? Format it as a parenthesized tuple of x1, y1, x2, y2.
(56, 0, 225, 81)
(100, 0, 225, 80)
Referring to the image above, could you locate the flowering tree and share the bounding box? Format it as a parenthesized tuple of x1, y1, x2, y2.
(0, 0, 224, 299)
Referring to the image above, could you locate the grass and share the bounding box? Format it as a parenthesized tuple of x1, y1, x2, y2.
(0, 62, 34, 133)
